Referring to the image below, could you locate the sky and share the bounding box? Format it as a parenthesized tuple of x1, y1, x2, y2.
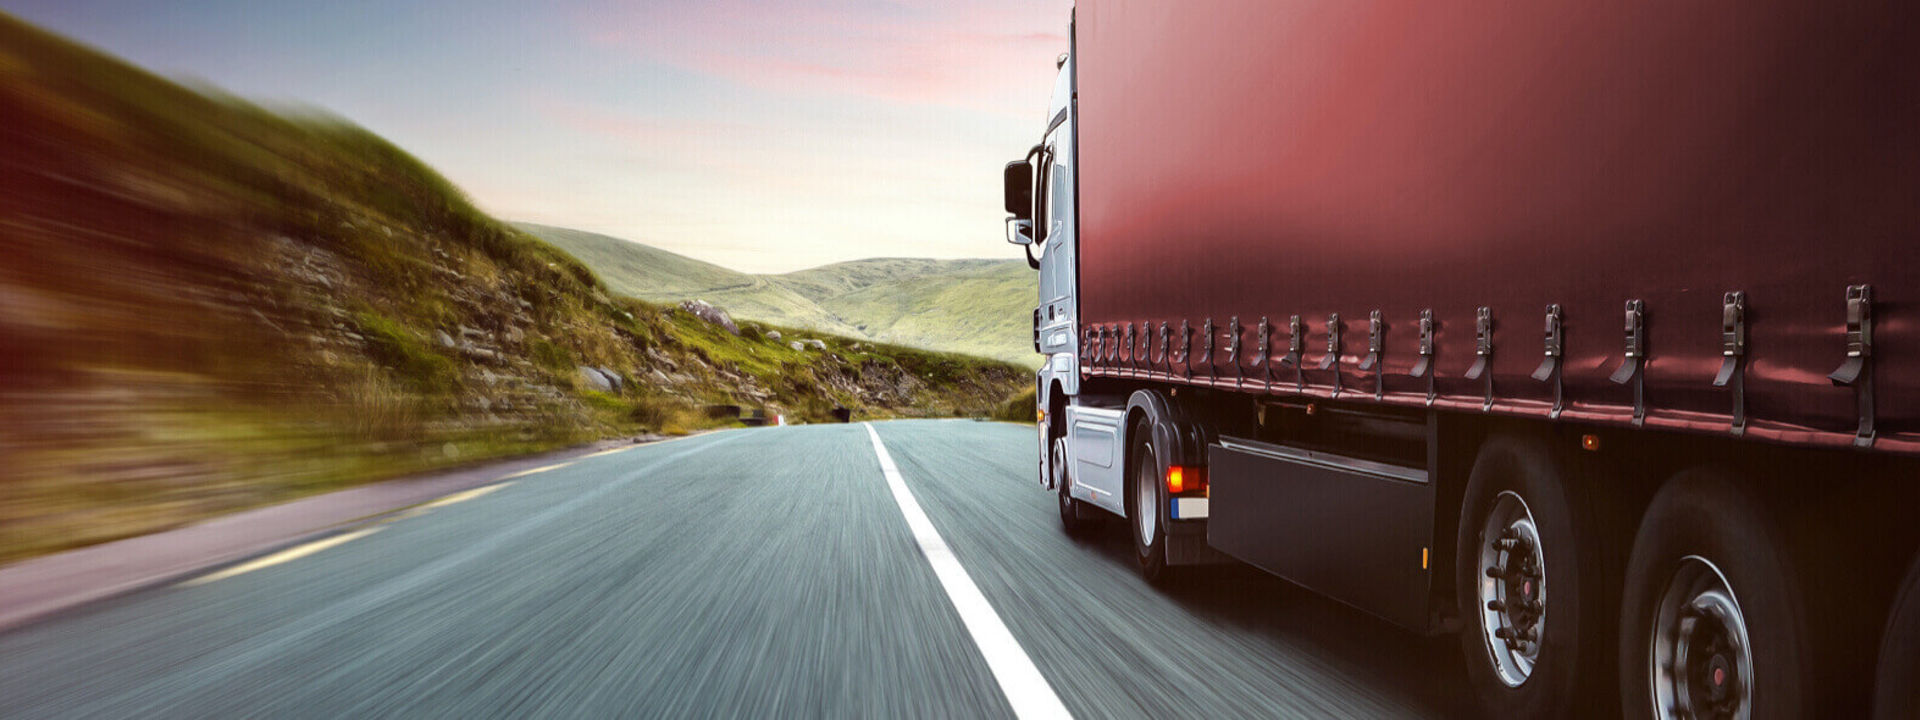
(5, 0, 1072, 272)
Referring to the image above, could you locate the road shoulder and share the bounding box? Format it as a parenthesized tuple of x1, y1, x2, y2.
(0, 435, 671, 632)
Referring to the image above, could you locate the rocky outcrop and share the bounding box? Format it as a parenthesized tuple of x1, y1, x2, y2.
(678, 300, 739, 335)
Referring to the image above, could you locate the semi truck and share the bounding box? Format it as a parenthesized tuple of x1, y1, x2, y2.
(1004, 2, 1920, 717)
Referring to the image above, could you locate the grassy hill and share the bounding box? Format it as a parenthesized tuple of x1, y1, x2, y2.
(519, 224, 1040, 366)
(510, 223, 752, 296)
(0, 14, 1028, 564)
(795, 259, 1035, 364)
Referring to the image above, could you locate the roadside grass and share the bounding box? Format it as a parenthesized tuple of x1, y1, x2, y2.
(992, 387, 1037, 424)
(354, 310, 458, 392)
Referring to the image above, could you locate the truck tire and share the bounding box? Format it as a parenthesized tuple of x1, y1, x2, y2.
(1872, 550, 1920, 719)
(1053, 432, 1093, 536)
(1618, 469, 1810, 719)
(1454, 434, 1610, 718)
(1126, 415, 1170, 583)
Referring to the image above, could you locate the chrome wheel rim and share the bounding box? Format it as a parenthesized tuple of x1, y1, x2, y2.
(1649, 556, 1752, 720)
(1134, 442, 1158, 544)
(1477, 490, 1545, 687)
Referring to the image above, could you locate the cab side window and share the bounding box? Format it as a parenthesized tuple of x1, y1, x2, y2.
(1033, 147, 1053, 246)
(1048, 158, 1067, 240)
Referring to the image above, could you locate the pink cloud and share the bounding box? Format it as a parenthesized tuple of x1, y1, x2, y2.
(575, 0, 1067, 114)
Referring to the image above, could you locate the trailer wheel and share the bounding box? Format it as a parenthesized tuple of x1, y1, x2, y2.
(1455, 434, 1609, 718)
(1619, 470, 1809, 718)
(1871, 550, 1920, 718)
(1053, 433, 1093, 536)
(1127, 416, 1170, 583)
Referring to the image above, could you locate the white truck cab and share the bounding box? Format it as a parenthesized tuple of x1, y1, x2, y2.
(1004, 35, 1210, 579)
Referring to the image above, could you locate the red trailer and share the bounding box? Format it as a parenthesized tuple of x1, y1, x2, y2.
(1005, 2, 1920, 717)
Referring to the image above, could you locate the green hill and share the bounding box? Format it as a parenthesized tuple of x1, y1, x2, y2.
(519, 225, 1040, 366)
(808, 260, 1037, 364)
(0, 14, 1027, 563)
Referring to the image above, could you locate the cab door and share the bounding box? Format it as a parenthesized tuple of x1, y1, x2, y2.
(1036, 106, 1078, 393)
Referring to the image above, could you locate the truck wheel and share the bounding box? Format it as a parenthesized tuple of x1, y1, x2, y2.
(1871, 550, 1920, 718)
(1127, 417, 1170, 583)
(1618, 470, 1809, 718)
(1455, 435, 1609, 718)
(1054, 433, 1093, 536)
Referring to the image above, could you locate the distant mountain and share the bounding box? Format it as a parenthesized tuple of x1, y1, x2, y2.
(519, 224, 1040, 366)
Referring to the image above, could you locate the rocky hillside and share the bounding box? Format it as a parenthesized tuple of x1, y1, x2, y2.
(0, 14, 1027, 564)
(519, 224, 1040, 366)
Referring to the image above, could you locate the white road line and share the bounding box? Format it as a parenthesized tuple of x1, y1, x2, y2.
(863, 423, 1072, 720)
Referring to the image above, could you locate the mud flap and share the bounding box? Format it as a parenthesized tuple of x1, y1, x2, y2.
(1168, 521, 1231, 565)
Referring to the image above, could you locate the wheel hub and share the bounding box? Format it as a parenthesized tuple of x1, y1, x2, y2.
(1650, 557, 1752, 720)
(1476, 491, 1545, 687)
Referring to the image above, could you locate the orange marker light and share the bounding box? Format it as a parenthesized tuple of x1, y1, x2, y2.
(1582, 434, 1601, 452)
(1166, 465, 1206, 495)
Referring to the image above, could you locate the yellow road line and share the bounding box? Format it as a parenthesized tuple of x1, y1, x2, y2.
(417, 482, 510, 510)
(500, 462, 572, 480)
(182, 526, 384, 586)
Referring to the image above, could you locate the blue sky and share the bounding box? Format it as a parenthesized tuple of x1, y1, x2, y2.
(5, 0, 1070, 272)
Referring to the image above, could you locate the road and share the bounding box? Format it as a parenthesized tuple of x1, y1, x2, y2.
(0, 420, 1474, 718)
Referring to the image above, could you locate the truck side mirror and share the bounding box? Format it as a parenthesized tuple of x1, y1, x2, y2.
(1004, 160, 1033, 219)
(1006, 218, 1034, 246)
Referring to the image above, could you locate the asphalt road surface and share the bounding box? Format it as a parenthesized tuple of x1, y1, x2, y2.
(0, 420, 1475, 718)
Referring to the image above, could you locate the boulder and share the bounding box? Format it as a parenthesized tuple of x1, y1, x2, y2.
(436, 330, 457, 348)
(462, 345, 501, 363)
(678, 299, 739, 335)
(594, 366, 624, 392)
(577, 366, 613, 392)
(766, 330, 782, 341)
(804, 338, 827, 350)
(789, 341, 805, 352)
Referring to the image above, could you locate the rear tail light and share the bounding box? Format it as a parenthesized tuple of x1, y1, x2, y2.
(1166, 465, 1207, 496)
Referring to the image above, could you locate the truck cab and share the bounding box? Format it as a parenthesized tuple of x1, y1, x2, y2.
(1006, 37, 1215, 575)
(1006, 50, 1080, 494)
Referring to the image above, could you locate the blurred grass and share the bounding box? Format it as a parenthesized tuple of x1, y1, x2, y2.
(992, 387, 1038, 424)
(0, 13, 1028, 564)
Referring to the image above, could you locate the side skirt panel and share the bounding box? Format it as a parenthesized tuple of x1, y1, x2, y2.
(1208, 436, 1437, 630)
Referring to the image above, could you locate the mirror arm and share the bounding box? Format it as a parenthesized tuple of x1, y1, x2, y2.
(1025, 242, 1040, 270)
